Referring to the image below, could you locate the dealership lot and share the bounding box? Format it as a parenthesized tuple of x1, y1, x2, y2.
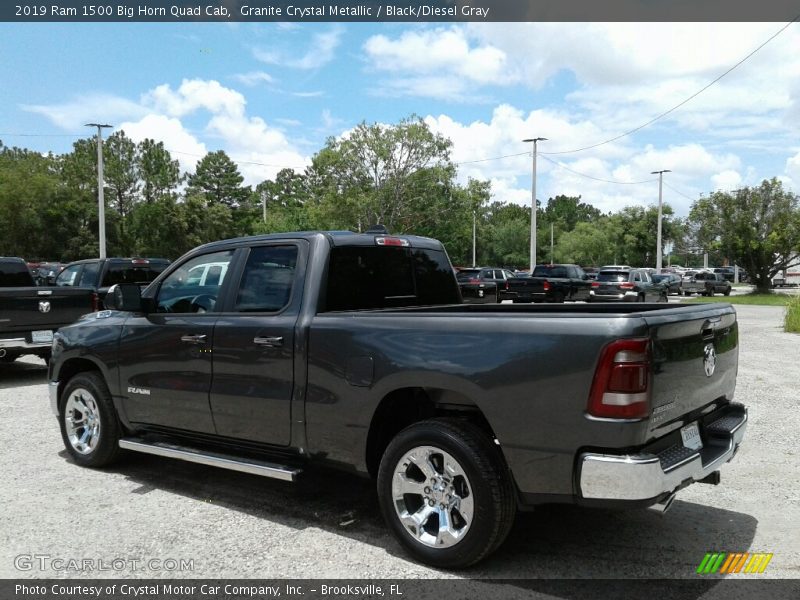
(0, 305, 797, 580)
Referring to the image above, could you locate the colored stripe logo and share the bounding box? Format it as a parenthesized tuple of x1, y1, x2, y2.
(697, 552, 773, 574)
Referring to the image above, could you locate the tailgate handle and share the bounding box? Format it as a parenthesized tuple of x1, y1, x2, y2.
(254, 336, 283, 348)
(702, 317, 722, 339)
(180, 334, 207, 345)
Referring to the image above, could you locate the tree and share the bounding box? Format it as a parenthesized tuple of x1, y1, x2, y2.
(689, 178, 800, 292)
(556, 221, 616, 266)
(138, 138, 181, 204)
(186, 150, 250, 208)
(309, 115, 453, 231)
(103, 131, 139, 254)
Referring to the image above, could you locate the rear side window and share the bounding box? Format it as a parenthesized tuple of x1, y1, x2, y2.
(234, 245, 298, 312)
(0, 260, 34, 287)
(324, 246, 460, 311)
(102, 262, 169, 287)
(79, 262, 101, 287)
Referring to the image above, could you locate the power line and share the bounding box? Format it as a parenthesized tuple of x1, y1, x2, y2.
(540, 154, 656, 185)
(541, 17, 800, 156)
(0, 132, 85, 137)
(456, 151, 530, 165)
(663, 181, 698, 201)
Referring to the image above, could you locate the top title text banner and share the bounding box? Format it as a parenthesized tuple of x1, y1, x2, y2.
(5, 0, 800, 22)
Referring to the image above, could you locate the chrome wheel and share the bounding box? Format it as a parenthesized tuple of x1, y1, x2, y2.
(391, 445, 474, 548)
(64, 388, 101, 455)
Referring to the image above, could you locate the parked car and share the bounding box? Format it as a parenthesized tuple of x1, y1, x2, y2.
(682, 272, 731, 296)
(49, 230, 747, 568)
(456, 267, 516, 302)
(589, 268, 667, 302)
(55, 257, 170, 307)
(0, 257, 95, 362)
(455, 268, 499, 303)
(652, 273, 683, 295)
(505, 264, 592, 303)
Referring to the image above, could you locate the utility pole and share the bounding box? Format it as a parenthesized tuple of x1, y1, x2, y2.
(550, 222, 554, 264)
(85, 123, 112, 258)
(472, 211, 477, 268)
(261, 189, 267, 223)
(651, 169, 671, 272)
(523, 137, 547, 272)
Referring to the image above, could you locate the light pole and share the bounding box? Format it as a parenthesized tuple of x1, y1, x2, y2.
(651, 169, 671, 272)
(472, 211, 477, 268)
(523, 137, 547, 272)
(86, 123, 112, 258)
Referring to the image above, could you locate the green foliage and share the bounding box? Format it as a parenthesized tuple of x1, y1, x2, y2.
(689, 179, 800, 293)
(186, 150, 250, 208)
(784, 294, 800, 333)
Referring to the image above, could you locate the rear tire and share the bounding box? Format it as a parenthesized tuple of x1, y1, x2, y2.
(59, 372, 122, 468)
(724, 289, 731, 296)
(377, 418, 515, 569)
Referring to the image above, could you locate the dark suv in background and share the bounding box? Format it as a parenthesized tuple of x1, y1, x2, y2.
(56, 258, 170, 309)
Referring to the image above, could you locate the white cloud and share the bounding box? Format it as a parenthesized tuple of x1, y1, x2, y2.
(26, 78, 309, 184)
(232, 71, 275, 86)
(254, 26, 343, 70)
(22, 94, 146, 130)
(423, 105, 752, 215)
(292, 91, 325, 98)
(364, 27, 509, 92)
(711, 170, 743, 192)
(144, 79, 246, 119)
(116, 114, 207, 173)
(785, 151, 800, 187)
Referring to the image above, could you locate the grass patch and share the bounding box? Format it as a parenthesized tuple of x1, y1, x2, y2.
(785, 295, 800, 333)
(686, 293, 792, 306)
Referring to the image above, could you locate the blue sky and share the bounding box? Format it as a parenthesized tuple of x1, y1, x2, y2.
(2, 22, 799, 216)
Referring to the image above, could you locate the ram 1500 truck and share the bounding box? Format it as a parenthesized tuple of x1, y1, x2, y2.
(48, 231, 747, 568)
(506, 263, 592, 303)
(0, 257, 95, 362)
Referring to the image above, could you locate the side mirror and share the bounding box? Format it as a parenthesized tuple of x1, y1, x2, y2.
(104, 283, 144, 312)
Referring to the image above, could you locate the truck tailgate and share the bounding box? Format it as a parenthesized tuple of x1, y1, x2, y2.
(0, 287, 93, 335)
(643, 304, 738, 433)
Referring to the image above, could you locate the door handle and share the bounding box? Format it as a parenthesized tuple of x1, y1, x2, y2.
(254, 336, 283, 348)
(180, 334, 207, 345)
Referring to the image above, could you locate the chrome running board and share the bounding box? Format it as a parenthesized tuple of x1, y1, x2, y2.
(119, 438, 301, 482)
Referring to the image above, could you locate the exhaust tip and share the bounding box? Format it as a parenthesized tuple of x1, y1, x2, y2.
(0, 348, 6, 358)
(648, 493, 676, 515)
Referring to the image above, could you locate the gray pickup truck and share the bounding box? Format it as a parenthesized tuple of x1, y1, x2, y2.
(0, 257, 95, 362)
(48, 231, 747, 568)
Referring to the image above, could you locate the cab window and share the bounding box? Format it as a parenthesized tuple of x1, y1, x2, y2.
(56, 264, 83, 287)
(156, 251, 233, 313)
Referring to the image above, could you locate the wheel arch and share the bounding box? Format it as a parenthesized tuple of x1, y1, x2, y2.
(365, 385, 499, 478)
(55, 356, 107, 406)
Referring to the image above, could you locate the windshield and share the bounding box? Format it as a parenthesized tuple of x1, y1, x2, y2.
(456, 269, 480, 281)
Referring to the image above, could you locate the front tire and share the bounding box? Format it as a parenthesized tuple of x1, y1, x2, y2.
(377, 418, 515, 569)
(59, 372, 122, 468)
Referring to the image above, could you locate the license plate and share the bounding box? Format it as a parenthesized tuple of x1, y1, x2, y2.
(31, 330, 53, 344)
(680, 422, 703, 451)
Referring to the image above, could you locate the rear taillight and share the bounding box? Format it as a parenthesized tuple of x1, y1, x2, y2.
(469, 278, 480, 284)
(591, 281, 600, 288)
(91, 292, 100, 312)
(543, 280, 551, 291)
(619, 282, 635, 290)
(588, 338, 651, 419)
(505, 282, 509, 290)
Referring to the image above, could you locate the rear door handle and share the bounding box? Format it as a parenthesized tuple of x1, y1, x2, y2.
(180, 334, 207, 345)
(254, 336, 283, 348)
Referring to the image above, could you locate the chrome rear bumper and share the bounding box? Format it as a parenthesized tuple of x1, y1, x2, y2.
(579, 404, 747, 501)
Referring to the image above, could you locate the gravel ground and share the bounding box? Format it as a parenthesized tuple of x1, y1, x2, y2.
(0, 304, 798, 583)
